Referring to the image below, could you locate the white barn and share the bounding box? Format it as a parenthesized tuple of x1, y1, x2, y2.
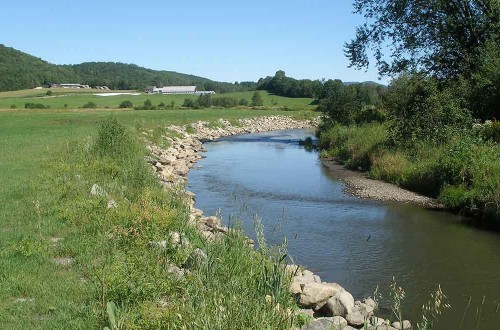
(146, 86, 215, 95)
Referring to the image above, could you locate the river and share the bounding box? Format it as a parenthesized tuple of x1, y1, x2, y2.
(187, 129, 500, 329)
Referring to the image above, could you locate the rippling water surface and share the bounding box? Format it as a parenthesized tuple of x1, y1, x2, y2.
(187, 129, 500, 328)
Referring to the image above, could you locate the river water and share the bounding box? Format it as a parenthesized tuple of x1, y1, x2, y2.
(187, 129, 500, 329)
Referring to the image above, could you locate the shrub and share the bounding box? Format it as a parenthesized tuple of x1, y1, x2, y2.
(93, 117, 139, 160)
(82, 102, 97, 109)
(239, 98, 249, 106)
(10, 104, 16, 109)
(24, 103, 49, 109)
(317, 123, 387, 170)
(119, 100, 133, 108)
(183, 98, 195, 108)
(158, 102, 166, 109)
(212, 96, 239, 108)
(480, 120, 500, 143)
(198, 94, 212, 108)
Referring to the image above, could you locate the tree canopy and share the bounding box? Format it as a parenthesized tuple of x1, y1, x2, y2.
(345, 0, 500, 79)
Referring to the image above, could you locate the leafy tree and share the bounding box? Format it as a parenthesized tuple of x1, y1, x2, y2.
(345, 0, 500, 79)
(469, 38, 500, 120)
(144, 99, 152, 108)
(384, 74, 472, 147)
(256, 70, 318, 98)
(318, 84, 361, 125)
(239, 98, 249, 106)
(45, 90, 53, 96)
(251, 91, 264, 106)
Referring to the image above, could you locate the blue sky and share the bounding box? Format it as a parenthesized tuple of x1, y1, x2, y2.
(1, 0, 385, 83)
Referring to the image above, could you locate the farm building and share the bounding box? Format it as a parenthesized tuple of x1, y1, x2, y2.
(56, 83, 91, 89)
(146, 86, 215, 95)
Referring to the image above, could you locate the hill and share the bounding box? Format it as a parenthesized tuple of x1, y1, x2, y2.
(0, 44, 79, 91)
(0, 45, 251, 93)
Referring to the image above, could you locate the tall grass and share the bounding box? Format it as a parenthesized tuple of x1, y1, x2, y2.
(318, 123, 500, 226)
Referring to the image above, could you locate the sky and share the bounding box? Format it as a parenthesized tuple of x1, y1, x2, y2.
(0, 0, 386, 83)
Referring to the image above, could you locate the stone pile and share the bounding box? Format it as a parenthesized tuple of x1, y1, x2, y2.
(287, 265, 407, 329)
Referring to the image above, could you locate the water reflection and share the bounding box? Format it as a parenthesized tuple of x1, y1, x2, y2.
(187, 129, 500, 329)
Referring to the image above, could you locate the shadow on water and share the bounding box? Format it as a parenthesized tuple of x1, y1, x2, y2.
(187, 129, 500, 329)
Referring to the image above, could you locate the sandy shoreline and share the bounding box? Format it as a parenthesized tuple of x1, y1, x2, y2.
(321, 158, 443, 209)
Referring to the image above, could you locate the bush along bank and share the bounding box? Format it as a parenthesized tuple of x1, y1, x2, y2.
(145, 115, 444, 330)
(317, 121, 500, 228)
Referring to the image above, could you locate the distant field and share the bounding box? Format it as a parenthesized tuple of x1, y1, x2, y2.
(0, 89, 315, 110)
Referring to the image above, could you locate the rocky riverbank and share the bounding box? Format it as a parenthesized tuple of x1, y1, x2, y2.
(144, 115, 413, 330)
(322, 160, 442, 209)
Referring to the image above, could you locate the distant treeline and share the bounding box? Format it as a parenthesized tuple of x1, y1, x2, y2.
(0, 45, 254, 93)
(256, 70, 385, 101)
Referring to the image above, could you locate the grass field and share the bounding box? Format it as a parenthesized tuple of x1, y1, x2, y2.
(0, 89, 315, 110)
(0, 106, 313, 329)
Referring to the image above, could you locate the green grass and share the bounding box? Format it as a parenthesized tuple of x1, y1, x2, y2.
(0, 108, 303, 329)
(0, 89, 315, 110)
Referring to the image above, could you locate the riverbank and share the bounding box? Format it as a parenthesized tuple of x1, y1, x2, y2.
(147, 116, 427, 329)
(317, 123, 500, 228)
(322, 159, 442, 209)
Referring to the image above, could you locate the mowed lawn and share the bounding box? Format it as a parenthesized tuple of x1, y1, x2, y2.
(0, 107, 300, 328)
(0, 89, 315, 110)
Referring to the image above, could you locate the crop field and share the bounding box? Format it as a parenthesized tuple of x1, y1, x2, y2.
(0, 89, 315, 110)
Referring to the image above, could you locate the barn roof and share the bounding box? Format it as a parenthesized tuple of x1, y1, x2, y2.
(154, 86, 197, 92)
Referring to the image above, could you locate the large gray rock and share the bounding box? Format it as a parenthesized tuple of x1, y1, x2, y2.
(301, 317, 347, 330)
(352, 302, 374, 318)
(392, 320, 412, 329)
(299, 282, 337, 309)
(320, 289, 355, 316)
(90, 184, 107, 197)
(346, 310, 366, 327)
(184, 248, 207, 270)
(364, 297, 377, 309)
(291, 269, 323, 295)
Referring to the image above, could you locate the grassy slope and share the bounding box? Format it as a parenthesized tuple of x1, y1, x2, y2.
(0, 107, 308, 329)
(0, 90, 315, 110)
